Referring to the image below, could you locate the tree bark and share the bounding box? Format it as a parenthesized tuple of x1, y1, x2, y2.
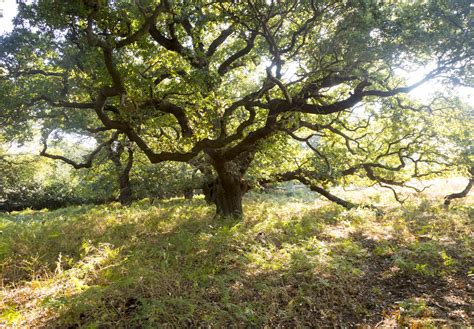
(183, 187, 194, 200)
(118, 179, 132, 206)
(205, 151, 254, 217)
(444, 168, 473, 207)
(117, 148, 133, 206)
(206, 176, 245, 216)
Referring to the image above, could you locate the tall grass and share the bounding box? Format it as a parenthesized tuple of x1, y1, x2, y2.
(0, 186, 472, 327)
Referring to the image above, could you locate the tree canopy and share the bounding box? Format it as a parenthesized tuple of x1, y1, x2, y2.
(0, 0, 472, 216)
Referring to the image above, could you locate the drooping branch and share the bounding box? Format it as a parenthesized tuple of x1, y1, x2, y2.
(444, 167, 473, 206)
(283, 113, 447, 206)
(274, 170, 357, 209)
(40, 131, 119, 169)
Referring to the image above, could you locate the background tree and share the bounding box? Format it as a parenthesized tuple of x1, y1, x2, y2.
(39, 130, 136, 206)
(133, 160, 201, 201)
(0, 138, 96, 211)
(0, 0, 471, 216)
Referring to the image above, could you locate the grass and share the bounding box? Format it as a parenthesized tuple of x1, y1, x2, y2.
(0, 185, 472, 327)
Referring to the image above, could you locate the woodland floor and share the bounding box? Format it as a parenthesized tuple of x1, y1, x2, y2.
(0, 179, 472, 328)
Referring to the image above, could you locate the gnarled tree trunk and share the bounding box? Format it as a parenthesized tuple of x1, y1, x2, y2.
(205, 151, 253, 217)
(107, 141, 134, 206)
(205, 175, 247, 216)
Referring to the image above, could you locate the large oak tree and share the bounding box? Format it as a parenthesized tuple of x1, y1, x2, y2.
(0, 0, 472, 216)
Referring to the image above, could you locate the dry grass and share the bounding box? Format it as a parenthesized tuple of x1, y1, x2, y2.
(0, 179, 472, 327)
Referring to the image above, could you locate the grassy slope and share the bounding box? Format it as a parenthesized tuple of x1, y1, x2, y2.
(0, 188, 472, 327)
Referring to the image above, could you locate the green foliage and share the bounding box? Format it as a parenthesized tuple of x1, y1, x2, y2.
(1, 154, 76, 211)
(0, 2, 472, 325)
(0, 137, 204, 211)
(397, 298, 432, 326)
(0, 0, 471, 217)
(393, 241, 455, 277)
(132, 160, 201, 200)
(0, 190, 471, 327)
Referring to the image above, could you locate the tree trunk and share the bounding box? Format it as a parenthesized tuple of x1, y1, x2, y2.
(183, 187, 194, 200)
(117, 148, 133, 206)
(206, 176, 245, 217)
(118, 174, 132, 206)
(202, 180, 214, 205)
(204, 151, 255, 217)
(204, 162, 249, 217)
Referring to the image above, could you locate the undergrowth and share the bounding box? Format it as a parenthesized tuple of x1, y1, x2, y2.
(0, 192, 472, 327)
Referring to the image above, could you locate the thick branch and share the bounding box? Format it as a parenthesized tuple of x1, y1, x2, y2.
(141, 98, 193, 137)
(31, 95, 95, 109)
(149, 24, 204, 69)
(444, 167, 473, 206)
(8, 69, 64, 78)
(217, 30, 258, 76)
(266, 72, 439, 115)
(206, 26, 234, 57)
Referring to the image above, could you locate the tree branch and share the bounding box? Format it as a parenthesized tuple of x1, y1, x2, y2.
(217, 30, 258, 76)
(444, 167, 473, 206)
(40, 131, 119, 169)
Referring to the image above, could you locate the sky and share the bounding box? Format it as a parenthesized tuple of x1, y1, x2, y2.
(0, 0, 18, 35)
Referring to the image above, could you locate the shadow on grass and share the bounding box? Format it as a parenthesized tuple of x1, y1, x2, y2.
(1, 196, 472, 328)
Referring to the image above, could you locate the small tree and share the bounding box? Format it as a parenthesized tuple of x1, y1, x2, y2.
(39, 130, 135, 205)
